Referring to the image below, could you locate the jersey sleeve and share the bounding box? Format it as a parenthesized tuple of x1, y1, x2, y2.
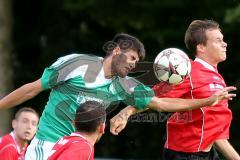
(122, 77, 155, 110)
(41, 54, 91, 90)
(152, 77, 191, 98)
(41, 66, 58, 90)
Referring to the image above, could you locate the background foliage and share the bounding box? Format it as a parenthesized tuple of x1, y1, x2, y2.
(10, 0, 240, 159)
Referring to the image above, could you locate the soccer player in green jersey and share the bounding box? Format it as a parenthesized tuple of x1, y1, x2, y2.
(0, 33, 236, 160)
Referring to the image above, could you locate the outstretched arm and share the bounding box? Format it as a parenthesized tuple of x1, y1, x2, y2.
(110, 86, 236, 135)
(0, 79, 43, 109)
(148, 86, 236, 112)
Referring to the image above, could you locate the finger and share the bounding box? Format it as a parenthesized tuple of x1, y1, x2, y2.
(226, 93, 236, 99)
(224, 86, 236, 92)
(110, 122, 117, 134)
(110, 118, 116, 125)
(112, 125, 122, 135)
(110, 120, 122, 135)
(111, 130, 118, 135)
(115, 125, 124, 134)
(110, 126, 118, 135)
(112, 130, 118, 135)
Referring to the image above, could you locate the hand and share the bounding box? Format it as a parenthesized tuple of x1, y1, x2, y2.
(110, 112, 129, 135)
(209, 86, 236, 106)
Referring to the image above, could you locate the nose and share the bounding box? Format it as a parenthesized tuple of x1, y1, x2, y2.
(223, 41, 227, 48)
(129, 62, 136, 69)
(27, 123, 32, 129)
(26, 122, 35, 130)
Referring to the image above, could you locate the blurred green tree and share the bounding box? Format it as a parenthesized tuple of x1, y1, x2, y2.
(0, 0, 14, 136)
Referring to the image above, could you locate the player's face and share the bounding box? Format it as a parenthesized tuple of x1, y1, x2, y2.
(203, 29, 227, 65)
(112, 49, 139, 78)
(13, 112, 39, 142)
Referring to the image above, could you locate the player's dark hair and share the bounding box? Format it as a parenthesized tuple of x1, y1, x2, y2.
(15, 107, 39, 120)
(184, 19, 220, 55)
(103, 33, 145, 61)
(74, 101, 106, 133)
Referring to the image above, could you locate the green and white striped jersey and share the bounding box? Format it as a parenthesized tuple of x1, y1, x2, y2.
(36, 54, 154, 142)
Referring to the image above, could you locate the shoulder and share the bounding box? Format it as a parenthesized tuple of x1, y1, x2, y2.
(51, 53, 102, 68)
(191, 60, 203, 68)
(63, 140, 94, 159)
(190, 60, 205, 75)
(0, 135, 17, 158)
(62, 135, 93, 150)
(0, 134, 14, 147)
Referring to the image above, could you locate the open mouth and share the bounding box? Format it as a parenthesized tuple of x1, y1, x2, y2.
(24, 131, 31, 137)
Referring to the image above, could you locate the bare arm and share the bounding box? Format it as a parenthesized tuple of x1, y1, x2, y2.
(110, 105, 142, 135)
(214, 139, 240, 160)
(0, 79, 43, 109)
(110, 86, 236, 135)
(148, 86, 236, 112)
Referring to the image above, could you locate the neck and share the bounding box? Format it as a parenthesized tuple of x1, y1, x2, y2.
(196, 55, 218, 67)
(102, 56, 114, 78)
(12, 131, 27, 151)
(78, 132, 99, 146)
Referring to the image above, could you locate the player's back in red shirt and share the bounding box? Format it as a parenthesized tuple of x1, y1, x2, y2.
(48, 132, 94, 160)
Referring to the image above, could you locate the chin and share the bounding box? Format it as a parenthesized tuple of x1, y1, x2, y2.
(117, 70, 128, 78)
(221, 57, 226, 62)
(24, 136, 33, 141)
(119, 73, 128, 78)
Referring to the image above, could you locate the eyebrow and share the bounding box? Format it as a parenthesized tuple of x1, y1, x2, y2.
(22, 118, 29, 121)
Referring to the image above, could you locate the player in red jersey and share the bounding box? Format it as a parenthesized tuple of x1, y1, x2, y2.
(0, 107, 39, 160)
(47, 101, 106, 160)
(109, 20, 239, 160)
(153, 19, 240, 160)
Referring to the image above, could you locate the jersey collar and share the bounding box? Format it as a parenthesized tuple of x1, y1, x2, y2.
(70, 132, 87, 140)
(10, 131, 21, 153)
(194, 57, 218, 72)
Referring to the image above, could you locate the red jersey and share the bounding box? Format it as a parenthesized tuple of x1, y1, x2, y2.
(153, 58, 232, 152)
(0, 132, 27, 160)
(48, 132, 94, 160)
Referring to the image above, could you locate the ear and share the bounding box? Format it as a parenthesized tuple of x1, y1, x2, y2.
(98, 123, 105, 134)
(112, 46, 121, 55)
(196, 44, 205, 54)
(12, 119, 17, 129)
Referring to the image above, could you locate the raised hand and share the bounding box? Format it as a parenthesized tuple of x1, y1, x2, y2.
(209, 86, 236, 106)
(110, 111, 129, 135)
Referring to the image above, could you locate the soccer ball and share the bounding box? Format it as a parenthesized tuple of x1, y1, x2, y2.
(153, 48, 191, 85)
